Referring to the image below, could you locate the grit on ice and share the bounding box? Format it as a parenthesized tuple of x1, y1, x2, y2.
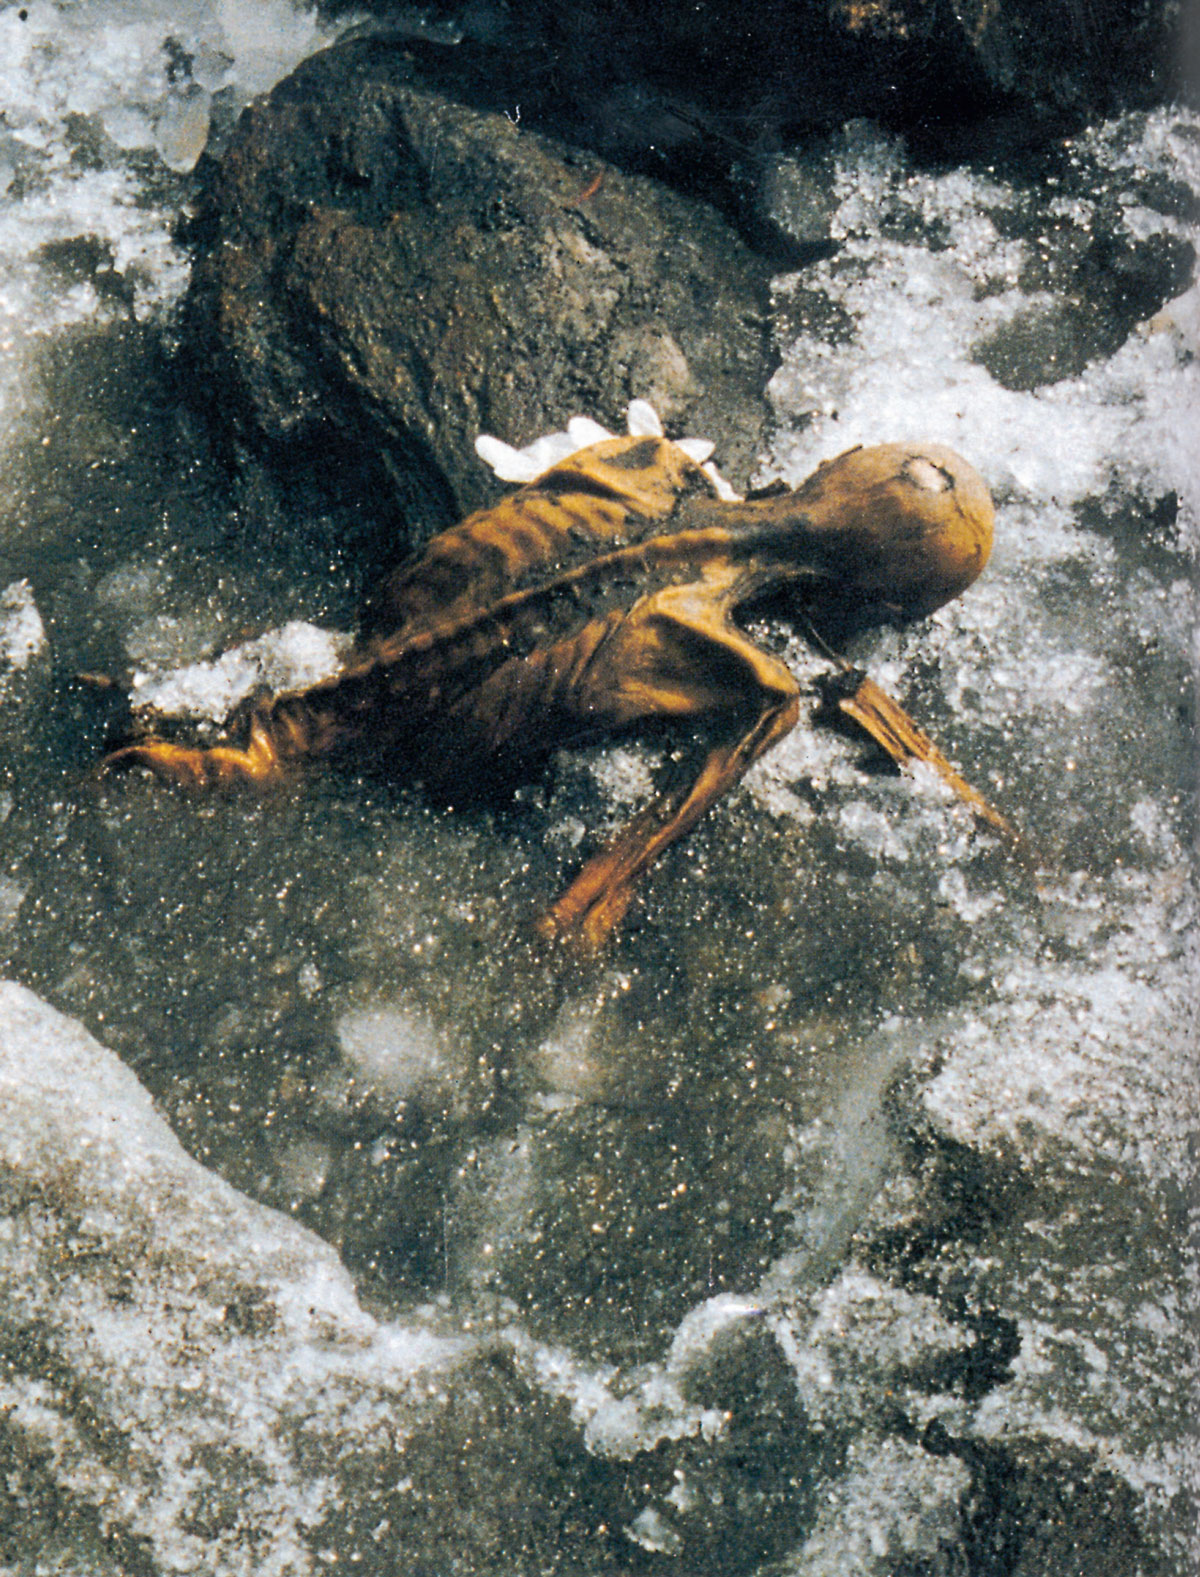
(0, 0, 1195, 1570)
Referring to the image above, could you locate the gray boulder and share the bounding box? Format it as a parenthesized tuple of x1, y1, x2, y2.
(184, 38, 775, 542)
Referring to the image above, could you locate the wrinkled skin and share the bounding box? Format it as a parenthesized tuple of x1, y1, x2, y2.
(108, 436, 993, 946)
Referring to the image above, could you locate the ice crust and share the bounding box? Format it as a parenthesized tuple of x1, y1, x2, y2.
(494, 110, 1198, 1569)
(0, 13, 1195, 1568)
(0, 0, 334, 174)
(0, 578, 49, 750)
(129, 619, 353, 724)
(780, 1437, 969, 1576)
(0, 981, 473, 1576)
(0, 0, 339, 457)
(0, 578, 45, 674)
(767, 118, 1200, 518)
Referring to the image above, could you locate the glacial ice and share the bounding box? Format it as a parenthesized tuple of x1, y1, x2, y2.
(0, 5, 1194, 1568)
(0, 578, 45, 675)
(129, 619, 352, 725)
(0, 981, 475, 1576)
(0, 0, 340, 364)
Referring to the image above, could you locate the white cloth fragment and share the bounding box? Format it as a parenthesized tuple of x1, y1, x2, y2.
(700, 464, 741, 501)
(474, 400, 743, 499)
(625, 398, 665, 436)
(474, 434, 543, 482)
(566, 415, 614, 447)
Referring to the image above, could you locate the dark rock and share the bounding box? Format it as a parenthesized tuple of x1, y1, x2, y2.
(954, 1434, 1173, 1577)
(936, 0, 1183, 121)
(184, 37, 776, 544)
(322, 0, 1184, 156)
(972, 194, 1195, 389)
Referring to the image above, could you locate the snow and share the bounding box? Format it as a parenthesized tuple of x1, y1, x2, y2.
(129, 619, 352, 725)
(335, 1003, 453, 1103)
(0, 579, 45, 672)
(0, 0, 343, 453)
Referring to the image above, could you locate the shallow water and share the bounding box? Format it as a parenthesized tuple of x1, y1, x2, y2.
(0, 4, 1195, 1572)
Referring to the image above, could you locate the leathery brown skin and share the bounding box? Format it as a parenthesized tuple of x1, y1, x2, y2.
(106, 436, 994, 949)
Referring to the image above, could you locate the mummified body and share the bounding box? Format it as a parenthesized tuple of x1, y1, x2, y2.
(109, 435, 994, 945)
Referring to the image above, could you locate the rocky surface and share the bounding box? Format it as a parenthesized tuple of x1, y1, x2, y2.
(177, 3, 1188, 545)
(178, 3, 1189, 548)
(183, 37, 776, 542)
(324, 0, 1186, 150)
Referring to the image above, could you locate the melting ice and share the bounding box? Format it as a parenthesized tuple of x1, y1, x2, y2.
(0, 9, 1195, 1569)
